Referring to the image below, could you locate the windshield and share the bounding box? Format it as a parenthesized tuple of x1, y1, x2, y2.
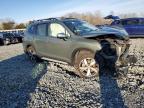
(63, 20, 99, 35)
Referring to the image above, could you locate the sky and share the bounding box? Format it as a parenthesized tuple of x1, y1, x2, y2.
(0, 0, 144, 23)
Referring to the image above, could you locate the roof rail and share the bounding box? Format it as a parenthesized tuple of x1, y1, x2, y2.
(47, 18, 59, 20)
(38, 18, 59, 21)
(31, 17, 80, 24)
(32, 18, 59, 23)
(61, 17, 78, 20)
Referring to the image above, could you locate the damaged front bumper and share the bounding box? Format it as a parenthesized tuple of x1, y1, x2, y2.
(116, 47, 129, 74)
(99, 38, 134, 74)
(116, 42, 130, 67)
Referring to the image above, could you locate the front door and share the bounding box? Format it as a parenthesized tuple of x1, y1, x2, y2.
(45, 22, 72, 62)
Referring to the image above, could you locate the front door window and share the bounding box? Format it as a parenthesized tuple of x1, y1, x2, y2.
(48, 23, 70, 37)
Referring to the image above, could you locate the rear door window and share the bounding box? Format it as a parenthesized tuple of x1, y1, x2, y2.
(37, 24, 47, 36)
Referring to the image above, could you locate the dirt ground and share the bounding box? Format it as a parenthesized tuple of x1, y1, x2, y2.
(0, 39, 144, 108)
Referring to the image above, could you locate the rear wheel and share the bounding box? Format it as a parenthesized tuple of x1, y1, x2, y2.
(3, 38, 10, 45)
(15, 38, 19, 43)
(74, 51, 99, 78)
(26, 46, 42, 63)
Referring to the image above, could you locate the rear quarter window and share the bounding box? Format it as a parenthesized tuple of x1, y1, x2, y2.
(27, 25, 36, 34)
(37, 24, 47, 36)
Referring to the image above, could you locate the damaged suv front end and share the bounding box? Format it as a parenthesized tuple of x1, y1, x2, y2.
(64, 19, 130, 74)
(85, 29, 130, 74)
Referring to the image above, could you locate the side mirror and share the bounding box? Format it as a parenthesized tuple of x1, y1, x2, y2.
(57, 33, 66, 39)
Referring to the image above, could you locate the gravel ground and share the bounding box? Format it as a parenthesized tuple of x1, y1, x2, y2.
(0, 39, 144, 108)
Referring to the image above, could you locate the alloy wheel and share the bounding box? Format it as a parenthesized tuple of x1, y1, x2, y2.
(27, 47, 37, 62)
(79, 58, 99, 77)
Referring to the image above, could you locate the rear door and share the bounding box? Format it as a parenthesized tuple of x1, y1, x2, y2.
(34, 23, 50, 56)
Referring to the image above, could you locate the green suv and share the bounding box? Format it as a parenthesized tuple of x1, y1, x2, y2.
(23, 18, 130, 78)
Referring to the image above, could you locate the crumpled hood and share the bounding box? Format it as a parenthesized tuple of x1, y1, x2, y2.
(82, 26, 129, 40)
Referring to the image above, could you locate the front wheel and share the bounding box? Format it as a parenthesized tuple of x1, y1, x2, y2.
(74, 51, 99, 78)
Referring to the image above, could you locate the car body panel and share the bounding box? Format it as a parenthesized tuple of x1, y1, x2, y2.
(35, 36, 72, 62)
(82, 29, 129, 40)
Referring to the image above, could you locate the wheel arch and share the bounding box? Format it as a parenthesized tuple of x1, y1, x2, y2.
(25, 44, 37, 53)
(71, 48, 95, 65)
(26, 44, 32, 50)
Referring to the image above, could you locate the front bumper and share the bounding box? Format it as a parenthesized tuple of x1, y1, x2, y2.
(100, 39, 131, 72)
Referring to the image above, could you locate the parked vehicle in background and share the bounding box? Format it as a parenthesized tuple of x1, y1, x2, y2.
(0, 29, 25, 45)
(12, 33, 24, 43)
(23, 18, 130, 78)
(104, 15, 144, 38)
(111, 18, 144, 37)
(0, 32, 11, 45)
(95, 25, 128, 36)
(0, 32, 23, 45)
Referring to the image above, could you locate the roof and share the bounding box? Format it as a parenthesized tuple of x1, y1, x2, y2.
(31, 17, 80, 24)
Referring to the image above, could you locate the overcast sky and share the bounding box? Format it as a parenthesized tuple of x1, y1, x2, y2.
(0, 0, 144, 23)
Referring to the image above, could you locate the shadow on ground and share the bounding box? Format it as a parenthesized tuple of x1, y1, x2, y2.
(95, 39, 126, 108)
(0, 54, 47, 108)
(99, 74, 125, 108)
(0, 54, 126, 108)
(76, 71, 126, 108)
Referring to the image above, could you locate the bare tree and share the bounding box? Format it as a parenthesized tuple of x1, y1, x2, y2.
(0, 24, 2, 30)
(2, 19, 15, 30)
(64, 11, 111, 25)
(119, 13, 138, 19)
(15, 23, 26, 29)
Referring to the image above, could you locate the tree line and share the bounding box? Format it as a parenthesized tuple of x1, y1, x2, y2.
(64, 11, 144, 25)
(0, 11, 143, 30)
(0, 20, 26, 30)
(64, 11, 110, 25)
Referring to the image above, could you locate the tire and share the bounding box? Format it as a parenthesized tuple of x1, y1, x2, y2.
(26, 46, 42, 63)
(74, 50, 99, 78)
(3, 38, 10, 45)
(15, 38, 19, 43)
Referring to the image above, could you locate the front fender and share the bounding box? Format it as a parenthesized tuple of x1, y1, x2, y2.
(69, 38, 102, 64)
